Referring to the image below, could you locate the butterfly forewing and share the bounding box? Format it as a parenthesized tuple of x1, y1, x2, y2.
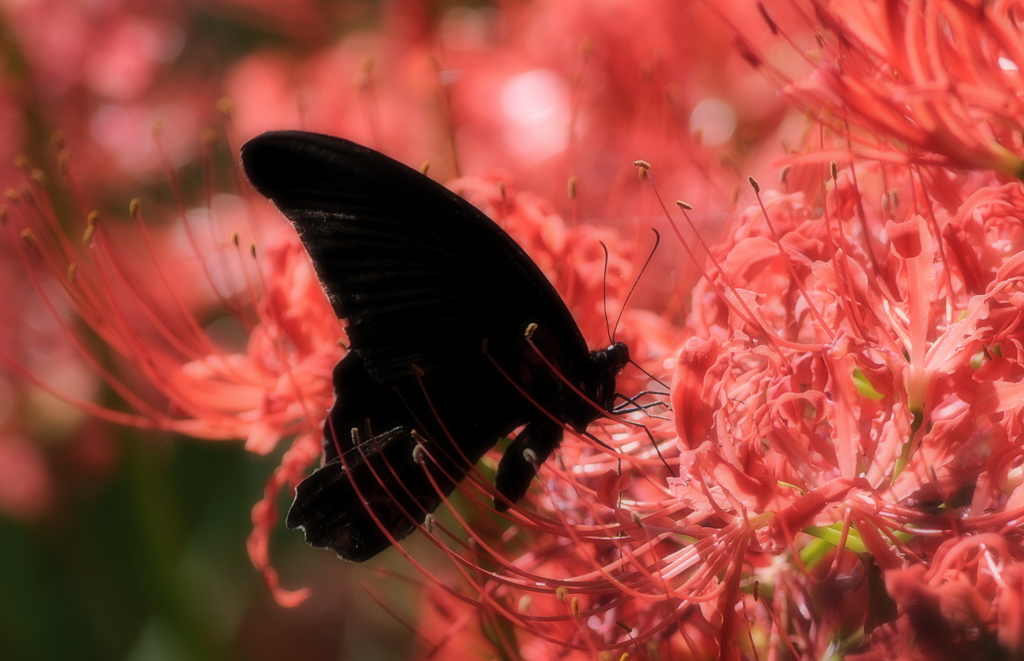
(241, 132, 591, 383)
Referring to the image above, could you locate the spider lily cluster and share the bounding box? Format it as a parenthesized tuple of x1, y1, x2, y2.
(4, 0, 1024, 660)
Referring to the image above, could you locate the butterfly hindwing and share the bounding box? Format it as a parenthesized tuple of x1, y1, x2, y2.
(288, 351, 536, 560)
(287, 425, 426, 563)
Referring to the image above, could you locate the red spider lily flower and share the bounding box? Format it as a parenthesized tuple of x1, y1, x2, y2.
(660, 160, 1024, 659)
(1, 158, 343, 604)
(781, 0, 1024, 177)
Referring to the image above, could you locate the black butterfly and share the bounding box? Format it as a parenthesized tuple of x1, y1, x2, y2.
(240, 131, 628, 562)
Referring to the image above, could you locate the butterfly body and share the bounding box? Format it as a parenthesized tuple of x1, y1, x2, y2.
(241, 131, 627, 561)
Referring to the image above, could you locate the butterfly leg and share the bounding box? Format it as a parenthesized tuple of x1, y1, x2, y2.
(324, 353, 415, 461)
(493, 419, 564, 512)
(612, 391, 671, 420)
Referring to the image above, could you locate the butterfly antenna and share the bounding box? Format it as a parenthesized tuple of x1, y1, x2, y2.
(589, 411, 676, 478)
(611, 228, 660, 341)
(600, 241, 613, 344)
(628, 358, 671, 391)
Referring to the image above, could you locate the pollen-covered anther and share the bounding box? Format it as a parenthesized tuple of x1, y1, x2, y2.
(578, 36, 594, 56)
(31, 170, 47, 186)
(19, 228, 36, 248)
(129, 198, 140, 219)
(67, 262, 78, 285)
(423, 513, 436, 534)
(353, 59, 374, 92)
(216, 97, 233, 117)
(5, 188, 21, 203)
(419, 161, 430, 175)
(522, 448, 539, 468)
(675, 200, 692, 210)
(747, 175, 760, 193)
(82, 211, 98, 245)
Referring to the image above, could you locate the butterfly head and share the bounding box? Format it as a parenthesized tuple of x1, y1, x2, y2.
(586, 341, 629, 415)
(600, 342, 630, 374)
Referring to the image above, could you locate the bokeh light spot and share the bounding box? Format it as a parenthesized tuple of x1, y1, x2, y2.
(500, 69, 570, 160)
(689, 98, 737, 146)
